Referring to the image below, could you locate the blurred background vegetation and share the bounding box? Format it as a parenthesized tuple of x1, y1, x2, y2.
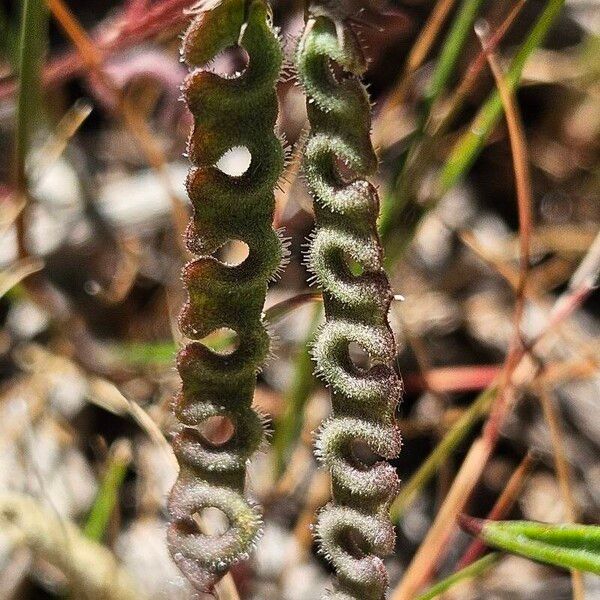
(0, 0, 599, 598)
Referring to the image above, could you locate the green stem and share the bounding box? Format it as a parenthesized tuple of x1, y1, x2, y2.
(115, 293, 321, 366)
(16, 0, 47, 191)
(389, 386, 495, 522)
(423, 0, 485, 115)
(415, 552, 499, 600)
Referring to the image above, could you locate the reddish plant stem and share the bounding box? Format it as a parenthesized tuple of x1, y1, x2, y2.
(475, 23, 533, 451)
(393, 28, 543, 600)
(403, 364, 500, 394)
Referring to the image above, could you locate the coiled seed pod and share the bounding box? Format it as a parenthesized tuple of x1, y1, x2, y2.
(296, 12, 402, 600)
(167, 0, 285, 591)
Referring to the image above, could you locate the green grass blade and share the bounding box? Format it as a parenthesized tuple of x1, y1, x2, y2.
(381, 0, 565, 264)
(380, 0, 484, 254)
(424, 0, 485, 113)
(16, 0, 48, 191)
(390, 386, 495, 522)
(83, 442, 131, 542)
(461, 517, 600, 575)
(439, 0, 565, 192)
(415, 552, 499, 600)
(115, 341, 177, 366)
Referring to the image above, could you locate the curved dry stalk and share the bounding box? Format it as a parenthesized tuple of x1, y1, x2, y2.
(535, 383, 585, 600)
(0, 492, 143, 600)
(44, 0, 189, 249)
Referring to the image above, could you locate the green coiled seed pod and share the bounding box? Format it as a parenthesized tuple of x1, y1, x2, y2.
(167, 0, 285, 592)
(296, 12, 403, 600)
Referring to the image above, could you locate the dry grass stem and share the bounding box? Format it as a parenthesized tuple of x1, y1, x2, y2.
(536, 383, 585, 599)
(0, 493, 143, 599)
(44, 0, 189, 250)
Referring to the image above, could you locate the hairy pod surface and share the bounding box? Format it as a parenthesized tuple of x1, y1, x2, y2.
(168, 0, 285, 591)
(296, 14, 402, 600)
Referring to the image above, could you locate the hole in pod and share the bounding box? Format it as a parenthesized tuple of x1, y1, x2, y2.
(199, 415, 236, 447)
(214, 239, 250, 266)
(327, 58, 350, 85)
(333, 154, 356, 184)
(348, 341, 372, 371)
(194, 507, 230, 536)
(349, 438, 381, 469)
(216, 146, 252, 177)
(209, 45, 250, 78)
(343, 252, 365, 276)
(201, 327, 240, 355)
(341, 528, 369, 558)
